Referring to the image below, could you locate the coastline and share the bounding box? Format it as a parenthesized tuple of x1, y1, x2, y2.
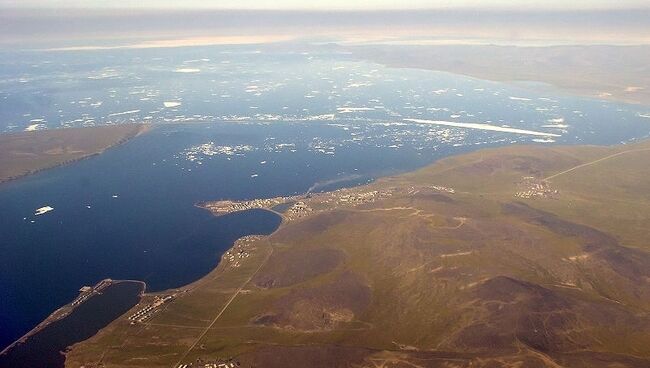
(348, 44, 650, 107)
(0, 123, 151, 185)
(5, 136, 640, 367)
(0, 208, 282, 366)
(6, 135, 648, 366)
(67, 137, 650, 367)
(0, 279, 146, 357)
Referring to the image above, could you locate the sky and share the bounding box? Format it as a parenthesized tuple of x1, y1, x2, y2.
(1, 1, 648, 47)
(1, 0, 649, 10)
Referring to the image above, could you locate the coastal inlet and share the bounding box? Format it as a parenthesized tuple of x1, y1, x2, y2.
(0, 280, 144, 368)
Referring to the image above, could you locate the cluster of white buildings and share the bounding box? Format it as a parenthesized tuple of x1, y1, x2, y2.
(430, 185, 456, 194)
(202, 363, 236, 368)
(335, 190, 391, 205)
(128, 294, 175, 324)
(208, 196, 290, 215)
(223, 235, 261, 268)
(178, 363, 237, 368)
(515, 177, 558, 199)
(223, 247, 250, 268)
(285, 201, 313, 219)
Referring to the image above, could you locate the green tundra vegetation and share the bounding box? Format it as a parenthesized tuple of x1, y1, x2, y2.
(66, 139, 650, 368)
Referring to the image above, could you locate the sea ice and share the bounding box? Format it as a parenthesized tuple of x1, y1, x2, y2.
(174, 68, 201, 73)
(404, 119, 560, 137)
(34, 206, 54, 216)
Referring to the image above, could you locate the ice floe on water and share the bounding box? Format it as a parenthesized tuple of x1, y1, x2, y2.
(336, 107, 375, 113)
(541, 117, 569, 129)
(108, 110, 140, 117)
(181, 142, 255, 163)
(345, 82, 373, 88)
(3, 50, 649, 143)
(265, 143, 297, 153)
(87, 71, 120, 80)
(25, 123, 46, 131)
(542, 124, 569, 129)
(34, 206, 54, 216)
(404, 119, 561, 137)
(174, 68, 201, 73)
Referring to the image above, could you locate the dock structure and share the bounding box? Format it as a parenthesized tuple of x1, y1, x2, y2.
(71, 278, 113, 307)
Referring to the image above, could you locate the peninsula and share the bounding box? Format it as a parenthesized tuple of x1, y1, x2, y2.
(0, 124, 149, 184)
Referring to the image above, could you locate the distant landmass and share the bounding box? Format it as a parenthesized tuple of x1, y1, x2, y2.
(0, 124, 149, 183)
(351, 44, 650, 106)
(63, 139, 650, 368)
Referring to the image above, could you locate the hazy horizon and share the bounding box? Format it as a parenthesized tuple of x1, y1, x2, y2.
(2, 7, 649, 49)
(2, 0, 650, 11)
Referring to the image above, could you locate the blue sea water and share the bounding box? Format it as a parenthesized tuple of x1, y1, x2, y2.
(1, 44, 650, 350)
(0, 122, 447, 349)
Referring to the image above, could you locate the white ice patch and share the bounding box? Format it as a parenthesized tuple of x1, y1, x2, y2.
(25, 123, 46, 131)
(542, 118, 569, 129)
(509, 96, 532, 101)
(404, 119, 561, 137)
(87, 72, 119, 80)
(108, 110, 140, 117)
(34, 206, 54, 215)
(346, 82, 373, 88)
(182, 142, 254, 163)
(336, 107, 375, 113)
(174, 68, 201, 73)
